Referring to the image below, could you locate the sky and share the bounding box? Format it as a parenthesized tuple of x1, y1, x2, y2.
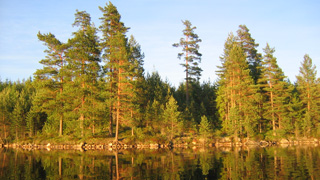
(0, 0, 319, 87)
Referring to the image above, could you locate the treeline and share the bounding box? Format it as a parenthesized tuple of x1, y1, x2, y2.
(0, 2, 319, 143)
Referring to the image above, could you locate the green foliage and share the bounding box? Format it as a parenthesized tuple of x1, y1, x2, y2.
(173, 20, 202, 81)
(236, 24, 262, 84)
(162, 95, 183, 140)
(199, 115, 211, 138)
(1, 2, 320, 143)
(173, 20, 202, 106)
(259, 43, 292, 136)
(217, 38, 259, 139)
(296, 54, 320, 137)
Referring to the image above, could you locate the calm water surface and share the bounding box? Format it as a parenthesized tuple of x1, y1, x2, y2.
(0, 146, 320, 179)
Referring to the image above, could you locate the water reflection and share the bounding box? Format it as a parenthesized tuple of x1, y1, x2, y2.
(0, 146, 320, 179)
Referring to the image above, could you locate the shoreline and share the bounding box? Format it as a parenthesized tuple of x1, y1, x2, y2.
(2, 137, 319, 151)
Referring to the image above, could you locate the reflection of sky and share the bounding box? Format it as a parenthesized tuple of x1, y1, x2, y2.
(1, 0, 319, 86)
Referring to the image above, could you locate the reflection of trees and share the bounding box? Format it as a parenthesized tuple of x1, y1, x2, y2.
(1, 147, 320, 179)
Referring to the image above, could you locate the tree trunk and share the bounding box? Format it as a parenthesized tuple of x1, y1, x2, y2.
(109, 68, 114, 137)
(185, 35, 189, 106)
(131, 110, 134, 136)
(80, 113, 84, 137)
(268, 75, 276, 136)
(80, 59, 85, 137)
(59, 114, 63, 136)
(59, 79, 63, 136)
(15, 126, 18, 141)
(109, 105, 113, 136)
(171, 118, 174, 140)
(115, 66, 122, 142)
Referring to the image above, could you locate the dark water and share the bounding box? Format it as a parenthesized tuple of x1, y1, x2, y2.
(0, 145, 320, 180)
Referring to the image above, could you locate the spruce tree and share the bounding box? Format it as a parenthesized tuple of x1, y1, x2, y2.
(0, 86, 16, 139)
(199, 115, 211, 139)
(12, 90, 27, 140)
(173, 20, 202, 106)
(296, 54, 320, 137)
(162, 95, 182, 140)
(288, 89, 303, 137)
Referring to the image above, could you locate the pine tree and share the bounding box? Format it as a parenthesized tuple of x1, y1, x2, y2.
(65, 10, 101, 137)
(99, 1, 129, 137)
(296, 54, 320, 137)
(236, 25, 262, 84)
(173, 20, 202, 106)
(216, 36, 258, 139)
(113, 32, 132, 141)
(259, 44, 292, 137)
(100, 22, 134, 141)
(127, 35, 145, 136)
(34, 31, 67, 136)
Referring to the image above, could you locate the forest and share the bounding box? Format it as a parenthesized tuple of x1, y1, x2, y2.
(0, 2, 319, 144)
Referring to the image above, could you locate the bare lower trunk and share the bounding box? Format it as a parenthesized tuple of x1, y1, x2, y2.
(59, 114, 63, 136)
(109, 106, 113, 136)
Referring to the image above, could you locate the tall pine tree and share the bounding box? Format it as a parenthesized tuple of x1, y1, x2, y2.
(65, 10, 101, 137)
(173, 20, 202, 106)
(217, 34, 259, 140)
(127, 35, 145, 136)
(259, 44, 292, 137)
(99, 2, 129, 137)
(236, 25, 262, 84)
(296, 54, 320, 137)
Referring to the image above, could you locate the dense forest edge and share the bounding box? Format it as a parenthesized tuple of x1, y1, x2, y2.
(1, 1, 320, 149)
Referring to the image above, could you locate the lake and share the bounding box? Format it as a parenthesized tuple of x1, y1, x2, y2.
(0, 145, 320, 179)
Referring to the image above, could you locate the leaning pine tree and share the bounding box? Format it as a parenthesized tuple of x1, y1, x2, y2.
(173, 20, 202, 106)
(33, 32, 68, 136)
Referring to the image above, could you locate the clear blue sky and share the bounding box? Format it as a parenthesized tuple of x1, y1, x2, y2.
(1, 0, 319, 86)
